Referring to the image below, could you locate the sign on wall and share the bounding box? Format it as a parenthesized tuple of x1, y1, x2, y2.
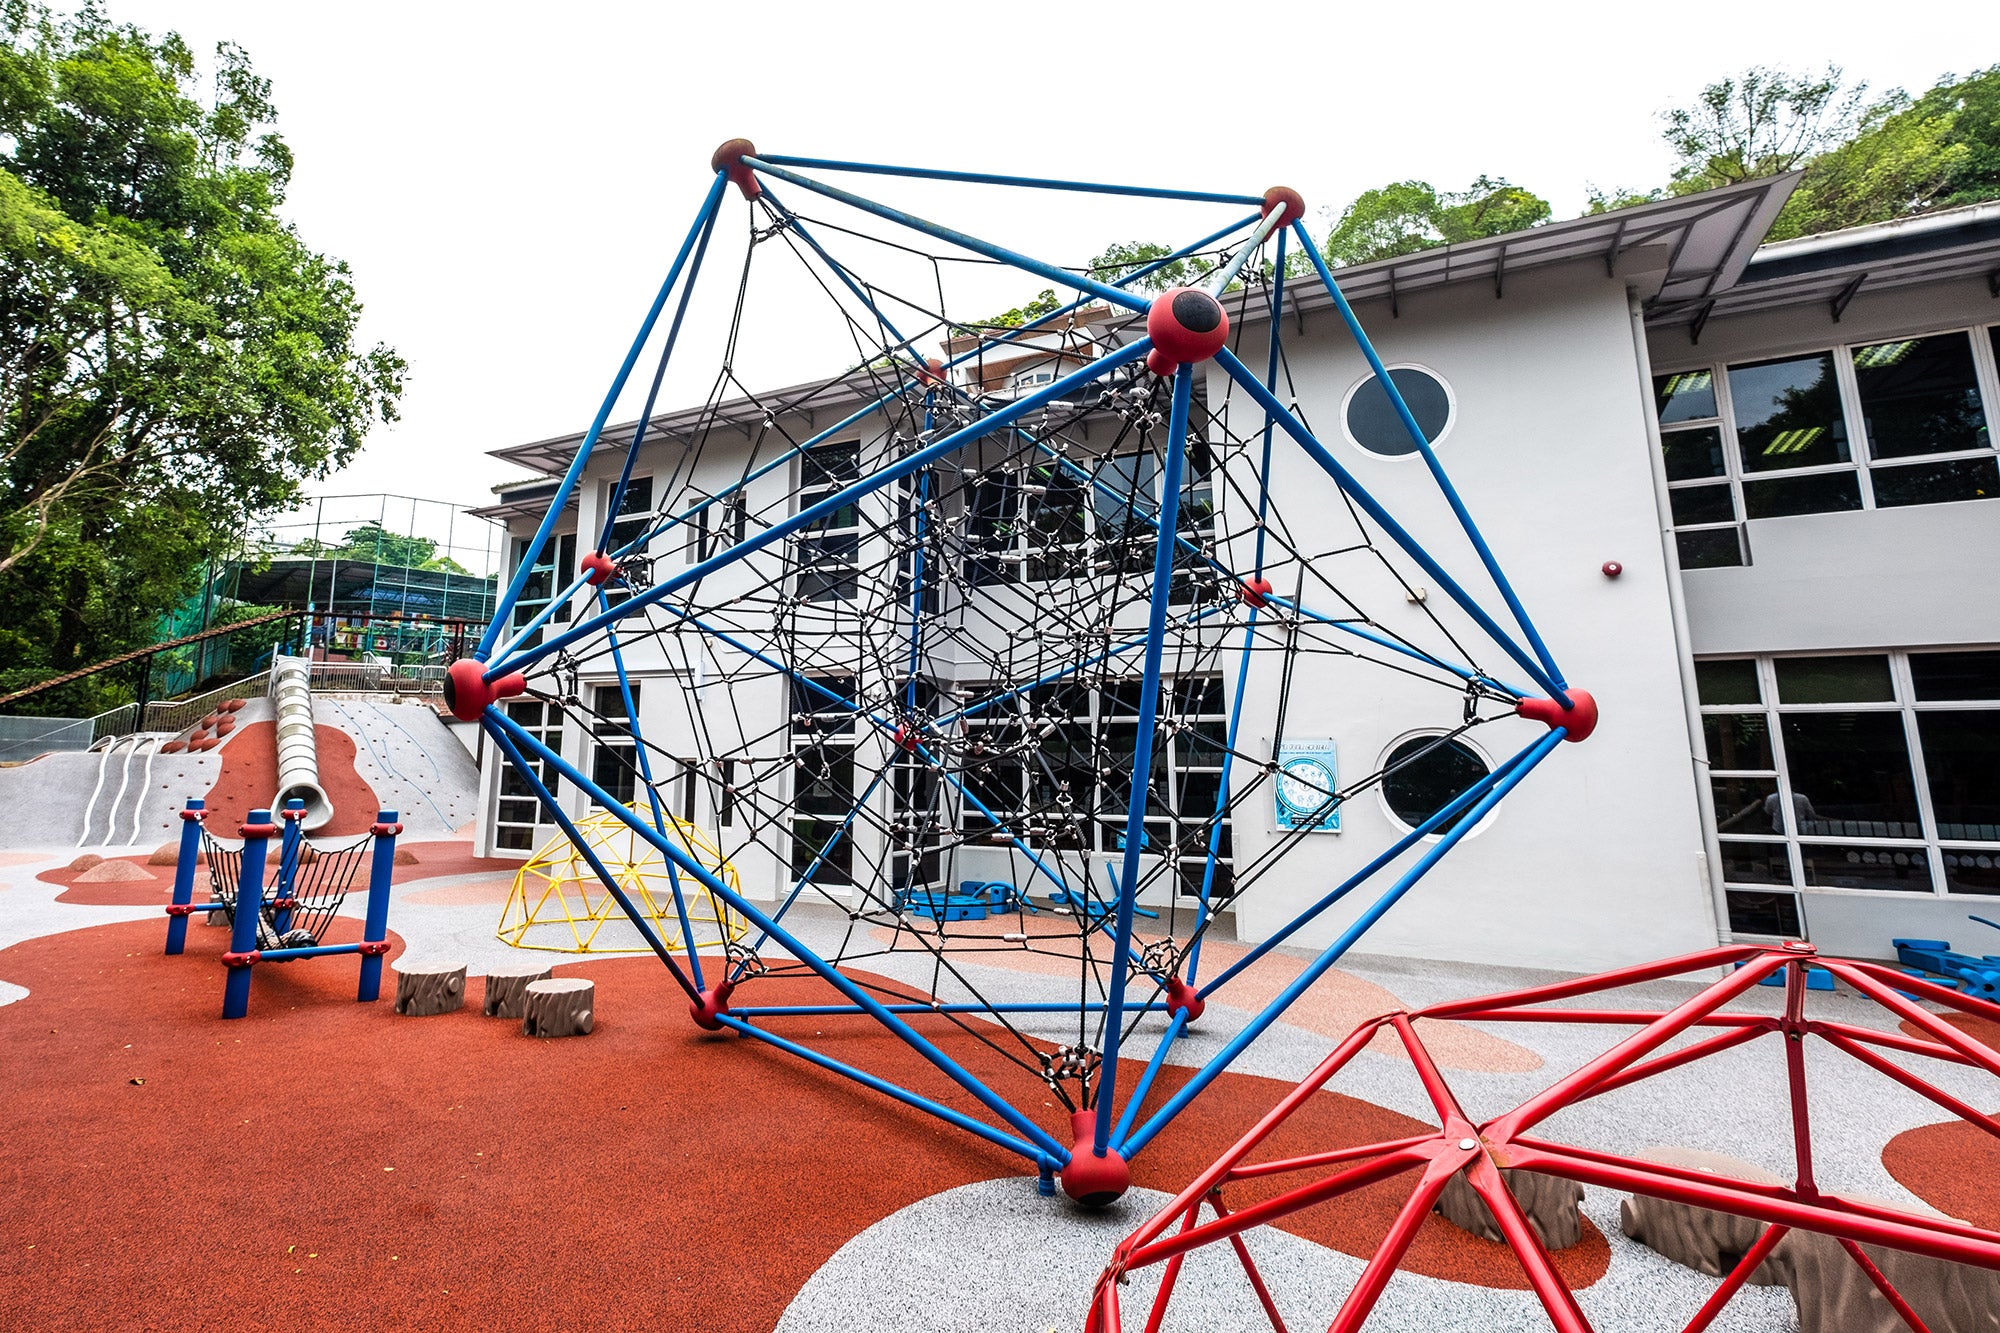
(1274, 739, 1340, 833)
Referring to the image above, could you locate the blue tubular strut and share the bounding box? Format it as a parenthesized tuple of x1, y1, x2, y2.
(742, 157, 1148, 314)
(1290, 222, 1568, 699)
(1195, 735, 1549, 999)
(1120, 728, 1566, 1158)
(1092, 362, 1195, 1160)
(480, 171, 729, 655)
(482, 720, 702, 1005)
(1111, 1009, 1188, 1149)
(715, 1015, 1054, 1169)
(738, 765, 891, 975)
(1212, 347, 1568, 702)
(489, 339, 1153, 680)
(729, 1002, 1166, 1017)
(752, 155, 1269, 208)
(484, 707, 1070, 1164)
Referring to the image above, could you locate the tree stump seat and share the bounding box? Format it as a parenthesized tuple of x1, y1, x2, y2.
(393, 961, 466, 1016)
(521, 978, 594, 1038)
(1436, 1165, 1586, 1250)
(483, 963, 553, 1019)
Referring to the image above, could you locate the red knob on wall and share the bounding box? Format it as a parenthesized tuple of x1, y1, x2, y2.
(1601, 561, 1623, 578)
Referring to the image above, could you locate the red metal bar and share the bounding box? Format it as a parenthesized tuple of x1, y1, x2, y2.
(1782, 962, 1820, 1195)
(1141, 1201, 1203, 1333)
(1221, 1133, 1440, 1183)
(1820, 1029, 2000, 1141)
(1845, 958, 2000, 1025)
(1682, 1224, 1788, 1333)
(1820, 961, 2000, 1080)
(1487, 954, 1786, 1140)
(1808, 1018, 1978, 1066)
(1391, 1012, 1469, 1126)
(1209, 1196, 1289, 1333)
(1427, 1006, 1768, 1027)
(1327, 1154, 1463, 1333)
(1465, 1154, 1594, 1333)
(1837, 1238, 1935, 1333)
(1416, 944, 1766, 1020)
(1569, 1023, 1772, 1105)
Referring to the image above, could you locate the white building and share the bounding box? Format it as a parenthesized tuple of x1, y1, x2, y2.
(470, 176, 2000, 972)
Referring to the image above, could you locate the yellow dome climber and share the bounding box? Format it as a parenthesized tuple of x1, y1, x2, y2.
(498, 807, 744, 954)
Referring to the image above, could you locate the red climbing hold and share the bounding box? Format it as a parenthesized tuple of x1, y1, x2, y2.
(1516, 689, 1598, 743)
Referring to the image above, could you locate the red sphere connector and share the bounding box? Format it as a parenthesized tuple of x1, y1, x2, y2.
(1164, 974, 1205, 1023)
(892, 723, 921, 753)
(1061, 1108, 1131, 1206)
(1240, 576, 1273, 609)
(270, 897, 297, 913)
(914, 357, 948, 388)
(690, 978, 737, 1031)
(1144, 287, 1229, 376)
(710, 138, 761, 200)
(1261, 185, 1306, 228)
(1516, 688, 1598, 743)
(444, 659, 528, 722)
(581, 550, 617, 586)
(220, 950, 261, 969)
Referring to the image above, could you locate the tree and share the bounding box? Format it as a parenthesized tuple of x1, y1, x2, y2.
(1323, 176, 1552, 266)
(295, 521, 471, 574)
(1662, 65, 1865, 194)
(1088, 241, 1214, 294)
(0, 5, 403, 706)
(968, 287, 1063, 331)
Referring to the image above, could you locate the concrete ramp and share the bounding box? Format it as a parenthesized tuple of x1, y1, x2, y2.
(314, 697, 480, 839)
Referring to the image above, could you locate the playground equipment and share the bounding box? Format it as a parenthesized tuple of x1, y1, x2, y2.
(456, 144, 1595, 1201)
(163, 796, 399, 1018)
(498, 806, 745, 954)
(1089, 943, 2000, 1332)
(269, 654, 333, 831)
(1895, 916, 2000, 999)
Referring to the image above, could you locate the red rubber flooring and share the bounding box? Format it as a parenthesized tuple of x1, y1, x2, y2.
(201, 721, 381, 836)
(0, 919, 1620, 1331)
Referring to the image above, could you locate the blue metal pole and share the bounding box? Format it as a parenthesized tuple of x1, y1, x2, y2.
(273, 798, 304, 936)
(164, 798, 205, 956)
(1093, 361, 1194, 1158)
(714, 1015, 1056, 1169)
(1111, 1009, 1188, 1148)
(356, 809, 397, 1001)
(1120, 729, 1566, 1157)
(221, 809, 276, 1020)
(742, 157, 1148, 313)
(1255, 228, 1286, 570)
(1212, 347, 1568, 702)
(478, 171, 729, 653)
(739, 765, 891, 973)
(728, 1001, 1161, 1017)
(1261, 595, 1529, 700)
(1290, 222, 1568, 696)
(490, 339, 1152, 679)
(750, 155, 1268, 208)
(485, 706, 1069, 1163)
(482, 720, 704, 1005)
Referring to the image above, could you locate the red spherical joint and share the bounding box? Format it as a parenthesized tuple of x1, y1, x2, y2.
(1240, 576, 1274, 609)
(1164, 974, 1205, 1023)
(220, 950, 261, 969)
(357, 940, 392, 957)
(1261, 185, 1306, 228)
(371, 821, 404, 839)
(239, 820, 279, 839)
(1061, 1108, 1131, 1206)
(1601, 560, 1623, 579)
(443, 658, 527, 722)
(1144, 287, 1229, 376)
(1516, 688, 1598, 743)
(914, 357, 948, 388)
(581, 550, 617, 586)
(710, 138, 762, 200)
(690, 978, 737, 1031)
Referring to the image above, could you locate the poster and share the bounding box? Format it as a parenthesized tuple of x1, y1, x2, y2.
(1274, 739, 1339, 833)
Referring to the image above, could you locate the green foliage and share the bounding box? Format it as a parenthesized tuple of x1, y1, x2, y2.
(1662, 65, 1865, 194)
(1323, 176, 1552, 266)
(1088, 240, 1214, 293)
(290, 521, 468, 573)
(0, 4, 403, 706)
(1584, 184, 1665, 214)
(972, 287, 1063, 330)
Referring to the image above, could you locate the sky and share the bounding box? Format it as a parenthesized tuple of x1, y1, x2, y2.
(89, 0, 1988, 551)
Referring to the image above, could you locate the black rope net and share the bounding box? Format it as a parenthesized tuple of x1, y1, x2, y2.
(199, 827, 372, 951)
(507, 193, 1521, 1112)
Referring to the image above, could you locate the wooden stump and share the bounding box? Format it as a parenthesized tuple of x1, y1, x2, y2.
(1620, 1146, 1787, 1284)
(393, 961, 467, 1016)
(1775, 1212, 2000, 1333)
(482, 963, 553, 1019)
(1437, 1165, 1585, 1250)
(521, 978, 594, 1038)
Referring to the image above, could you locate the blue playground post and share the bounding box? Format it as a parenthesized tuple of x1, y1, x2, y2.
(356, 811, 399, 1001)
(222, 809, 277, 1020)
(163, 798, 206, 955)
(272, 798, 306, 937)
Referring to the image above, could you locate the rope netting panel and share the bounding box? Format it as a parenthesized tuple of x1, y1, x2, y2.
(198, 827, 372, 950)
(469, 152, 1583, 1174)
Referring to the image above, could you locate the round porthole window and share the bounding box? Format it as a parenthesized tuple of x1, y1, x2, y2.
(1342, 365, 1453, 457)
(1380, 733, 1492, 835)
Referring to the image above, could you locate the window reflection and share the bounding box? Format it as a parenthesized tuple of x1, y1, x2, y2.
(1662, 426, 1727, 481)
(1852, 334, 1988, 459)
(1778, 712, 1921, 835)
(1654, 370, 1717, 425)
(1917, 711, 2000, 840)
(1729, 353, 1849, 473)
(1872, 456, 1999, 507)
(1801, 843, 1930, 892)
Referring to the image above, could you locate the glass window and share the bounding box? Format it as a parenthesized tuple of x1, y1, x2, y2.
(1801, 843, 1930, 893)
(1719, 841, 1793, 886)
(1696, 659, 1761, 706)
(1704, 713, 1774, 770)
(1654, 370, 1718, 425)
(1676, 528, 1743, 569)
(1778, 712, 1921, 836)
(1911, 651, 2000, 702)
(1662, 426, 1727, 482)
(1741, 471, 1861, 519)
(1669, 484, 1735, 526)
(1713, 775, 1784, 834)
(1940, 850, 2000, 896)
(1381, 735, 1491, 834)
(1725, 889, 1802, 936)
(589, 682, 638, 807)
(1917, 711, 2000, 840)
(1851, 334, 1989, 460)
(1345, 367, 1452, 457)
(1729, 353, 1849, 473)
(1774, 656, 1894, 704)
(1871, 456, 1999, 508)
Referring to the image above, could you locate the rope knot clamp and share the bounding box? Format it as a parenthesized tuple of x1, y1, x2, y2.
(357, 940, 391, 957)
(371, 822, 404, 838)
(270, 897, 297, 913)
(221, 950, 261, 969)
(280, 807, 307, 822)
(238, 822, 279, 839)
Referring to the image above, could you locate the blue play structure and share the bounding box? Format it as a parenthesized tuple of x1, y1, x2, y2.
(1894, 916, 2000, 999)
(163, 796, 400, 1018)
